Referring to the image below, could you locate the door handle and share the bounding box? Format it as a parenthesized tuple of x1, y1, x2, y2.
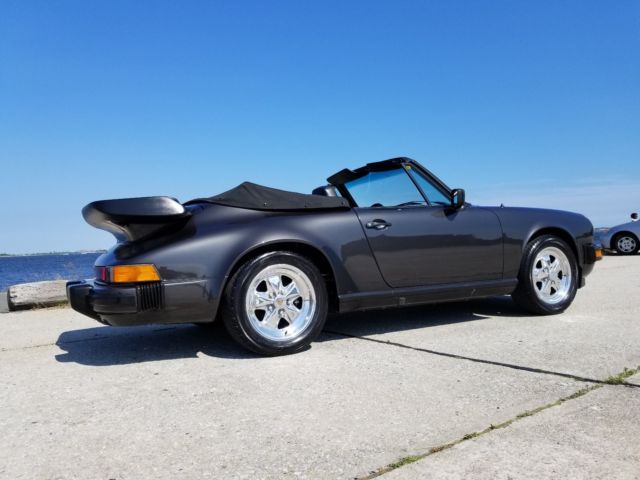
(366, 219, 392, 230)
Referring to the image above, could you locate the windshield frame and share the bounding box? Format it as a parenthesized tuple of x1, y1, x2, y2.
(337, 160, 453, 208)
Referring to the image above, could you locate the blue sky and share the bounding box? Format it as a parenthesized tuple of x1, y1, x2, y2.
(1, 1, 638, 253)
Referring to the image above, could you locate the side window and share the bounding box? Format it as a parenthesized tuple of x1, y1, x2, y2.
(407, 168, 451, 206)
(344, 168, 426, 207)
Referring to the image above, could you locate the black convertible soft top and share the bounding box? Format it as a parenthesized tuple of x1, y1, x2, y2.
(185, 182, 350, 211)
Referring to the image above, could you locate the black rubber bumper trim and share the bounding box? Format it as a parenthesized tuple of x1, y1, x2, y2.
(91, 283, 138, 314)
(66, 281, 102, 321)
(66, 280, 139, 318)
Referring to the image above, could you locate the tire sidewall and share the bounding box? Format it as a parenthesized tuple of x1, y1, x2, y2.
(226, 252, 328, 354)
(519, 236, 578, 314)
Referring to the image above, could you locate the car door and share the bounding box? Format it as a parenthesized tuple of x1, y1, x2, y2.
(344, 165, 503, 288)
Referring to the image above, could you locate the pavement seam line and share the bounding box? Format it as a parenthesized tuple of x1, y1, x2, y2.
(0, 342, 57, 352)
(357, 365, 640, 480)
(324, 330, 640, 387)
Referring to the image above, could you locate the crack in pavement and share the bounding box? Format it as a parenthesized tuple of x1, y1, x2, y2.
(324, 329, 640, 388)
(355, 365, 640, 479)
(0, 341, 58, 352)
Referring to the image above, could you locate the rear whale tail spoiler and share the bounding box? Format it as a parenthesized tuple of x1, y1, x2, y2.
(82, 196, 191, 242)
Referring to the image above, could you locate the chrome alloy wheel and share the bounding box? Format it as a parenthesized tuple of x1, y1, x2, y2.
(617, 235, 637, 253)
(531, 247, 572, 305)
(244, 264, 316, 342)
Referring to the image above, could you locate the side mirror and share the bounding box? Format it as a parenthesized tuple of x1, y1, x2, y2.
(451, 188, 465, 209)
(632, 212, 639, 221)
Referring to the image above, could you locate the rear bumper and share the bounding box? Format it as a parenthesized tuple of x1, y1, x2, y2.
(66, 279, 212, 326)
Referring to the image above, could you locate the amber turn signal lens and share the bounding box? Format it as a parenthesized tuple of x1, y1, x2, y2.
(595, 248, 603, 260)
(111, 264, 161, 283)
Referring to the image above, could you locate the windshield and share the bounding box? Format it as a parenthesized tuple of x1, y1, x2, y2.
(344, 168, 427, 207)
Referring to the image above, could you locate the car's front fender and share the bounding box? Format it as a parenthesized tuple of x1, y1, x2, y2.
(484, 206, 594, 279)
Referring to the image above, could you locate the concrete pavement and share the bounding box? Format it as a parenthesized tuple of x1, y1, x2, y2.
(382, 374, 640, 480)
(0, 256, 638, 479)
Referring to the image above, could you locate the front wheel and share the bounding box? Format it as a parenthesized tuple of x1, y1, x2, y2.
(512, 235, 578, 315)
(222, 252, 328, 356)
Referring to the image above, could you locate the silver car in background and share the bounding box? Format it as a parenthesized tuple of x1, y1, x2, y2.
(598, 213, 640, 255)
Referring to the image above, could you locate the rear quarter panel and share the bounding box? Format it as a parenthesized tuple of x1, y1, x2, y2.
(96, 204, 385, 321)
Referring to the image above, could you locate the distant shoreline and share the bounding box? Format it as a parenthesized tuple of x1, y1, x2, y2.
(0, 250, 106, 258)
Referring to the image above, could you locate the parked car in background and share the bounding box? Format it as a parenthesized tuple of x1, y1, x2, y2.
(598, 213, 640, 255)
(67, 157, 601, 355)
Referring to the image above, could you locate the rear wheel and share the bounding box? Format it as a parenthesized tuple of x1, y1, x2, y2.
(222, 252, 328, 355)
(512, 235, 578, 315)
(612, 232, 639, 255)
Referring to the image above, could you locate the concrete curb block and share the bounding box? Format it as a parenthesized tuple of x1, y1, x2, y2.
(6, 280, 69, 311)
(0, 291, 9, 313)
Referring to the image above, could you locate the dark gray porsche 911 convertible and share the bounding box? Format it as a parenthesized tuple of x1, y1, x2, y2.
(68, 157, 601, 355)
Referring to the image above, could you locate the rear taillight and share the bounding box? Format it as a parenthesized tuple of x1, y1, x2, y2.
(95, 264, 161, 283)
(96, 266, 109, 282)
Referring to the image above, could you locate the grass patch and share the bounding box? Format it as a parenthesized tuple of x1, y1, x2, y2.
(603, 366, 639, 385)
(386, 455, 426, 469)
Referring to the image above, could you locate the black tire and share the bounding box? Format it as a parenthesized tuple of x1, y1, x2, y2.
(221, 251, 328, 356)
(511, 235, 578, 315)
(612, 232, 639, 255)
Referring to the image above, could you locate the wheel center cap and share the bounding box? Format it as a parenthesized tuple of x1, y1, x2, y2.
(275, 296, 285, 307)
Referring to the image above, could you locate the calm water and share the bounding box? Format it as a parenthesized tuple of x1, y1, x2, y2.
(0, 253, 101, 291)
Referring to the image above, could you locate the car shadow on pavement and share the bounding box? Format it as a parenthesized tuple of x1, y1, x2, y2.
(55, 323, 259, 366)
(55, 297, 519, 366)
(323, 295, 526, 338)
